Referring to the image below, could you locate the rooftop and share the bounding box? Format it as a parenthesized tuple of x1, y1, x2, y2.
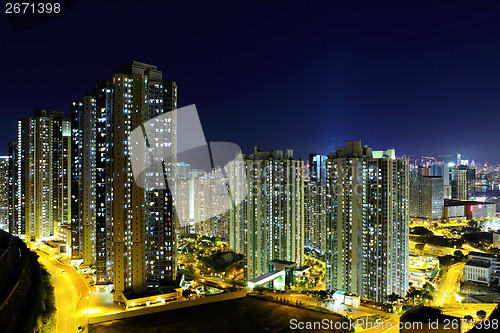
(296, 265, 310, 272)
(466, 260, 491, 268)
(123, 286, 178, 300)
(270, 259, 296, 267)
(444, 199, 494, 207)
(249, 269, 283, 284)
(468, 251, 498, 259)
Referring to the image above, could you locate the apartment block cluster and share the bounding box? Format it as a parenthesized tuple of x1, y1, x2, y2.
(407, 155, 496, 222)
(7, 62, 179, 303)
(4, 62, 414, 305)
(301, 142, 409, 303)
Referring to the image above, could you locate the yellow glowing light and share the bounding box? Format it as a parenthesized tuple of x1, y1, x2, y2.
(83, 308, 100, 315)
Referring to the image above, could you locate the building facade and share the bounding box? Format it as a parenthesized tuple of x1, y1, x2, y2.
(463, 252, 500, 286)
(409, 174, 444, 220)
(304, 178, 327, 253)
(451, 165, 475, 200)
(71, 62, 178, 297)
(228, 147, 304, 281)
(0, 156, 9, 231)
(71, 80, 114, 284)
(324, 141, 409, 303)
(304, 154, 327, 253)
(12, 109, 70, 241)
(443, 199, 496, 221)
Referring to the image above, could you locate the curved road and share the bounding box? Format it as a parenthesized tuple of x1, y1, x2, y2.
(37, 251, 89, 333)
(435, 262, 465, 307)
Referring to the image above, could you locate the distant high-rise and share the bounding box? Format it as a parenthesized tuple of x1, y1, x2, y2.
(409, 174, 444, 220)
(324, 141, 409, 303)
(0, 156, 9, 231)
(8, 143, 19, 234)
(13, 109, 71, 241)
(228, 147, 304, 281)
(305, 154, 327, 253)
(192, 167, 230, 239)
(309, 154, 327, 183)
(304, 179, 327, 253)
(431, 162, 450, 186)
(451, 165, 475, 200)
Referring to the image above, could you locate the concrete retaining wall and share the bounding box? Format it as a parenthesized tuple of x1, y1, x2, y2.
(89, 288, 247, 324)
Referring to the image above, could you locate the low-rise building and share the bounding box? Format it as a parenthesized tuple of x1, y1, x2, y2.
(463, 252, 500, 286)
(54, 222, 72, 249)
(332, 289, 360, 307)
(443, 200, 496, 221)
(409, 256, 439, 288)
(119, 287, 182, 310)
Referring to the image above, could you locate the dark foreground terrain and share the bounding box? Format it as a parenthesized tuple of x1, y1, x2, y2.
(91, 296, 345, 333)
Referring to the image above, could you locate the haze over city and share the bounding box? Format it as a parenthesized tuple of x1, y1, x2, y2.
(2, 1, 500, 162)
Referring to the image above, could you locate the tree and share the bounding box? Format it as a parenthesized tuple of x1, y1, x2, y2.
(253, 286, 265, 294)
(423, 282, 435, 293)
(388, 292, 401, 304)
(312, 290, 329, 306)
(439, 255, 454, 267)
(422, 290, 433, 303)
(463, 315, 473, 322)
(415, 243, 425, 251)
(406, 287, 423, 306)
(411, 226, 433, 236)
(477, 310, 487, 320)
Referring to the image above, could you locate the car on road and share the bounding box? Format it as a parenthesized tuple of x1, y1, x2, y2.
(77, 325, 85, 332)
(61, 269, 65, 274)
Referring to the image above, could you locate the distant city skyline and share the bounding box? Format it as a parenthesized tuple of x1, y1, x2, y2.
(2, 1, 500, 162)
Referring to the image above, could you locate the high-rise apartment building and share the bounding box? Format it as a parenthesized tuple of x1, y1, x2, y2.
(71, 80, 114, 283)
(0, 156, 9, 231)
(324, 141, 409, 304)
(309, 154, 327, 183)
(8, 143, 19, 235)
(409, 174, 444, 220)
(305, 154, 328, 252)
(71, 62, 178, 298)
(304, 180, 327, 253)
(228, 147, 304, 281)
(451, 165, 475, 200)
(431, 163, 450, 185)
(13, 109, 70, 241)
(192, 167, 230, 238)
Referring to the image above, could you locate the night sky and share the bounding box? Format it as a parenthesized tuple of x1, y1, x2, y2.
(2, 1, 500, 163)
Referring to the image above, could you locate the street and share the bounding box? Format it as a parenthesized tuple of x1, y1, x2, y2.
(434, 262, 464, 307)
(37, 251, 88, 333)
